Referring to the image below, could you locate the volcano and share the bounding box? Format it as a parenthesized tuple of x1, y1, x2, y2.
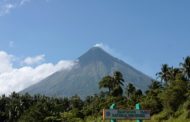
(21, 47, 152, 98)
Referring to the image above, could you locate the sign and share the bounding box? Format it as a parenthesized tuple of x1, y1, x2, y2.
(136, 103, 142, 122)
(109, 103, 116, 122)
(103, 109, 150, 120)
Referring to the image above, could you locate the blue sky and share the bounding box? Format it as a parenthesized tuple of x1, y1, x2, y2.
(0, 0, 190, 83)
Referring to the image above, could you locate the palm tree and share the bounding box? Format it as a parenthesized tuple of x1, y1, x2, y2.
(180, 56, 190, 80)
(111, 85, 123, 96)
(126, 83, 136, 98)
(148, 80, 162, 90)
(147, 80, 163, 97)
(99, 71, 125, 96)
(135, 89, 142, 96)
(156, 64, 172, 85)
(113, 71, 124, 87)
(112, 71, 125, 96)
(99, 75, 113, 94)
(170, 67, 183, 81)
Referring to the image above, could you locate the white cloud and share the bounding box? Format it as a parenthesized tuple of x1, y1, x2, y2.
(0, 51, 13, 73)
(94, 43, 118, 56)
(0, 3, 15, 16)
(0, 51, 77, 95)
(0, 0, 49, 16)
(94, 43, 110, 51)
(23, 54, 45, 65)
(20, 0, 31, 6)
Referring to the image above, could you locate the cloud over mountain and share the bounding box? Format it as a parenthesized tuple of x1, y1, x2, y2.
(21, 47, 152, 98)
(0, 50, 76, 95)
(23, 54, 45, 65)
(0, 51, 13, 74)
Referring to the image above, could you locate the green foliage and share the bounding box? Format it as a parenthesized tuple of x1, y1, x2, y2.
(60, 108, 84, 122)
(44, 116, 62, 122)
(180, 56, 190, 80)
(99, 75, 113, 93)
(125, 83, 136, 97)
(153, 109, 173, 121)
(99, 71, 125, 97)
(160, 79, 188, 112)
(1, 56, 190, 121)
(141, 80, 163, 115)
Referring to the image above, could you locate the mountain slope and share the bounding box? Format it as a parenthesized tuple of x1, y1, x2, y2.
(21, 47, 152, 98)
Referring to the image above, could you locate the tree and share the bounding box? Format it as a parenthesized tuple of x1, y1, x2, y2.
(148, 80, 162, 90)
(170, 67, 183, 81)
(60, 109, 83, 122)
(161, 79, 188, 112)
(99, 76, 113, 94)
(99, 71, 125, 97)
(180, 56, 190, 80)
(111, 71, 125, 96)
(0, 95, 9, 121)
(156, 64, 172, 85)
(135, 89, 142, 96)
(126, 83, 136, 98)
(142, 80, 163, 115)
(113, 71, 124, 87)
(70, 95, 83, 110)
(111, 85, 123, 97)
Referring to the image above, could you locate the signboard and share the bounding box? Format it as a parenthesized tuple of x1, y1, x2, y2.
(103, 109, 150, 120)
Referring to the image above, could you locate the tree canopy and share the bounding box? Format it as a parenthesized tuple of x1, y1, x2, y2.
(1, 56, 190, 121)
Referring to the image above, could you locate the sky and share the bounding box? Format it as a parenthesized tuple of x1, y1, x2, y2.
(0, 0, 190, 95)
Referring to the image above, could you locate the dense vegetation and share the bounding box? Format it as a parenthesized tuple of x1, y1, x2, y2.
(0, 56, 190, 122)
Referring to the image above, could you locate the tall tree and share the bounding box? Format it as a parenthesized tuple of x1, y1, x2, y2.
(156, 64, 172, 85)
(125, 83, 136, 98)
(112, 71, 125, 96)
(161, 79, 188, 112)
(148, 80, 162, 90)
(180, 56, 190, 80)
(99, 71, 125, 96)
(170, 67, 182, 81)
(142, 80, 163, 115)
(99, 76, 113, 94)
(113, 71, 124, 87)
